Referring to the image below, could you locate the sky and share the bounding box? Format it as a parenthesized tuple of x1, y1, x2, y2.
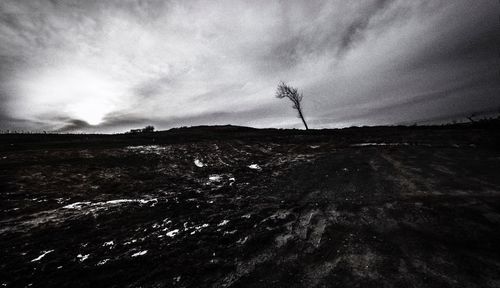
(0, 0, 498, 132)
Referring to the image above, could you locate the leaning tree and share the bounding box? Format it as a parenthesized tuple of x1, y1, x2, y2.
(275, 81, 309, 130)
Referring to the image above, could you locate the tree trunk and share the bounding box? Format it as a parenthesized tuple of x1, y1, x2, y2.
(298, 109, 309, 130)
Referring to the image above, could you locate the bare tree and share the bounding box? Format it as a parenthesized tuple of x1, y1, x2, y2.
(467, 113, 476, 123)
(275, 81, 309, 130)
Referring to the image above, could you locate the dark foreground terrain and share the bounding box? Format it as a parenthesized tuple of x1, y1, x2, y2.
(1, 123, 500, 287)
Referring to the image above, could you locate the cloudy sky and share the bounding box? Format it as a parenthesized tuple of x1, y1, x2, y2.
(0, 0, 498, 132)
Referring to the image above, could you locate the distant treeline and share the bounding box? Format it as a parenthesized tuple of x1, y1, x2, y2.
(1, 114, 499, 135)
(126, 125, 155, 134)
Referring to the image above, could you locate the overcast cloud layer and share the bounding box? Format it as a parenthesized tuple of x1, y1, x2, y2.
(0, 0, 498, 132)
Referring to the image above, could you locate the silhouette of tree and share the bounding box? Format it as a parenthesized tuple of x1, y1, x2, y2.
(467, 113, 476, 123)
(142, 125, 155, 133)
(276, 81, 309, 130)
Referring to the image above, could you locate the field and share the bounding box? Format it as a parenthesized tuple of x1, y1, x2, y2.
(1, 124, 500, 287)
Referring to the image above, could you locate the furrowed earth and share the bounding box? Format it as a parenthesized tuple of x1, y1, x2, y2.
(1, 124, 499, 287)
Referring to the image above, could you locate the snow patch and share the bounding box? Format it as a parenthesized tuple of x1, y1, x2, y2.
(31, 250, 54, 262)
(131, 250, 148, 257)
(106, 198, 157, 205)
(62, 202, 91, 209)
(218, 220, 229, 226)
(351, 143, 410, 147)
(124, 239, 137, 245)
(62, 198, 158, 210)
(194, 159, 204, 167)
(208, 175, 222, 182)
(165, 229, 179, 237)
(189, 223, 209, 235)
(248, 164, 261, 170)
(97, 259, 109, 266)
(237, 236, 249, 244)
(103, 241, 114, 247)
(105, 199, 135, 204)
(77, 254, 89, 262)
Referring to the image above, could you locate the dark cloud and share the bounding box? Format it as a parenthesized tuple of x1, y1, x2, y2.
(132, 76, 173, 100)
(401, 3, 499, 72)
(315, 74, 499, 126)
(56, 119, 92, 132)
(337, 0, 394, 55)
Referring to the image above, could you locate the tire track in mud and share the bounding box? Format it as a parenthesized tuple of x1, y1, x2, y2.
(215, 147, 500, 287)
(379, 150, 428, 196)
(212, 149, 387, 287)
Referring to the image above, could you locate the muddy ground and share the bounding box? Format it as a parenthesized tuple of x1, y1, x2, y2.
(1, 125, 500, 287)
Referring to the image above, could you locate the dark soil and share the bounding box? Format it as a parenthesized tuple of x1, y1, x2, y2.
(1, 124, 500, 287)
